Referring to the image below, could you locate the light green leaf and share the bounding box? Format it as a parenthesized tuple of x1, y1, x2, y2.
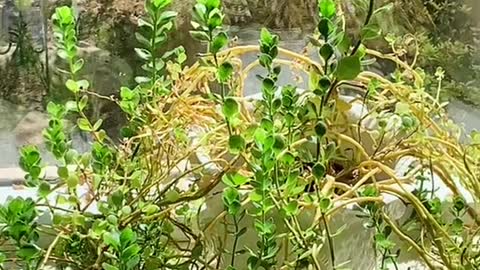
(66, 79, 79, 93)
(142, 204, 160, 215)
(103, 231, 121, 250)
(134, 48, 152, 60)
(77, 80, 90, 91)
(190, 30, 210, 41)
(319, 0, 336, 19)
(72, 59, 84, 74)
(218, 61, 234, 83)
(77, 118, 91, 131)
(66, 174, 79, 188)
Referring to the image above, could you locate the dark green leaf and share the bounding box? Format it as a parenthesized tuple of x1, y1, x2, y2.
(312, 163, 326, 179)
(262, 78, 275, 94)
(229, 135, 245, 154)
(223, 98, 239, 119)
(315, 121, 328, 137)
(318, 19, 331, 38)
(320, 43, 334, 61)
(38, 182, 51, 198)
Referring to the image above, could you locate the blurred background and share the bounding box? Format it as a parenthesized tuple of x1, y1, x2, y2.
(0, 0, 479, 168)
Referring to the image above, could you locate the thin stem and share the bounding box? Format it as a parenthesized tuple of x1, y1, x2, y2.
(351, 0, 375, 56)
(321, 213, 336, 270)
(230, 215, 239, 266)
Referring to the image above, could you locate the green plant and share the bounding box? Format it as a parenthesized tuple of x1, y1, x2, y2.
(1, 0, 480, 269)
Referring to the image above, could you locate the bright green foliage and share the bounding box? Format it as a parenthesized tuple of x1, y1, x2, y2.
(19, 146, 42, 186)
(0, 198, 40, 268)
(135, 0, 177, 85)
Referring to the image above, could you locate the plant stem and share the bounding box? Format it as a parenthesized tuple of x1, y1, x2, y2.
(351, 0, 375, 56)
(230, 215, 239, 266)
(321, 213, 336, 270)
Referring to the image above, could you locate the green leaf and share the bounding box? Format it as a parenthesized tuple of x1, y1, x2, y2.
(17, 245, 39, 260)
(192, 3, 207, 23)
(318, 19, 331, 38)
(159, 10, 178, 24)
(77, 80, 90, 91)
(111, 190, 124, 208)
(191, 242, 203, 259)
(223, 98, 239, 119)
(66, 174, 79, 188)
(66, 79, 79, 93)
(102, 263, 119, 270)
(38, 182, 51, 198)
(262, 78, 275, 94)
(260, 55, 273, 70)
(93, 119, 103, 131)
(222, 173, 248, 187)
(312, 163, 326, 179)
(361, 25, 381, 41)
(211, 32, 228, 54)
(260, 28, 273, 45)
(335, 56, 361, 81)
(138, 18, 154, 29)
(218, 61, 234, 83)
(72, 59, 84, 74)
(203, 0, 220, 10)
(315, 121, 328, 137)
(281, 151, 295, 165)
(78, 95, 88, 111)
(151, 0, 172, 9)
(134, 48, 152, 60)
(337, 33, 352, 54)
(453, 197, 466, 212)
(207, 8, 223, 29)
(320, 43, 334, 61)
(77, 118, 91, 131)
(135, 32, 151, 47)
(103, 231, 121, 250)
(319, 197, 332, 212)
(273, 135, 286, 152)
(190, 30, 210, 41)
(142, 204, 160, 215)
(57, 166, 69, 179)
(284, 201, 299, 216)
(122, 245, 141, 261)
(229, 135, 245, 154)
(120, 228, 137, 246)
(319, 0, 336, 19)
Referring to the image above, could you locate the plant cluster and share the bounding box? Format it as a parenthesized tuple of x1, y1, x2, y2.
(0, 0, 480, 269)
